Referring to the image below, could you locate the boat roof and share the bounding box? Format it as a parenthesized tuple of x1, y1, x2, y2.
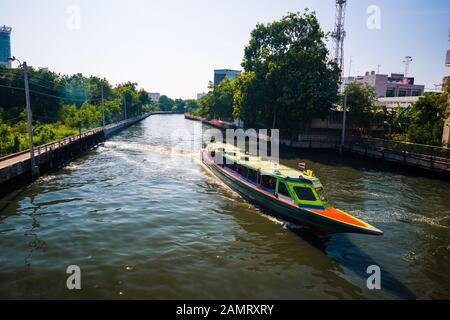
(207, 142, 321, 184)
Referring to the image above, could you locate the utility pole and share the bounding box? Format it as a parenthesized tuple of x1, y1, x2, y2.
(101, 85, 105, 127)
(23, 62, 37, 177)
(341, 91, 348, 149)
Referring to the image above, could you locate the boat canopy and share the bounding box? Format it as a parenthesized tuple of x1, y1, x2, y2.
(207, 142, 317, 183)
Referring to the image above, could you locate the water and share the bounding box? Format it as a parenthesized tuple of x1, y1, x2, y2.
(0, 114, 449, 299)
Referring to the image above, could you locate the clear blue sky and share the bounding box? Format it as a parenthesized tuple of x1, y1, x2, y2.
(1, 0, 449, 99)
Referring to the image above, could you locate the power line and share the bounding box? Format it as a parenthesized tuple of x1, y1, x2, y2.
(0, 68, 94, 93)
(0, 83, 102, 103)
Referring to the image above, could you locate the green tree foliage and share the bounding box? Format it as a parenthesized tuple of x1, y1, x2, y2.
(391, 92, 449, 146)
(210, 78, 235, 120)
(344, 82, 376, 129)
(241, 10, 340, 137)
(0, 65, 151, 157)
(192, 11, 339, 137)
(233, 71, 263, 127)
(174, 99, 186, 112)
(158, 95, 175, 111)
(192, 79, 236, 120)
(184, 100, 199, 113)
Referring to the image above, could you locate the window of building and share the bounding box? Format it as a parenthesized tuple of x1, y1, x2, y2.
(398, 89, 407, 97)
(294, 187, 317, 202)
(412, 90, 420, 97)
(386, 88, 395, 97)
(277, 182, 291, 198)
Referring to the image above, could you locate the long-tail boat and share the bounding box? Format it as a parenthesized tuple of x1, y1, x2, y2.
(202, 142, 383, 237)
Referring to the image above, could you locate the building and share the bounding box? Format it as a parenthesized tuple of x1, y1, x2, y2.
(344, 71, 425, 98)
(214, 69, 241, 86)
(0, 25, 12, 68)
(148, 92, 160, 102)
(197, 92, 207, 100)
(375, 96, 421, 113)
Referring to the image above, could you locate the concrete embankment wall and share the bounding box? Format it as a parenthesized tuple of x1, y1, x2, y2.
(0, 114, 152, 197)
(104, 114, 150, 138)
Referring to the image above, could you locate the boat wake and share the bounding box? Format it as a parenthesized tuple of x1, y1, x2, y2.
(106, 141, 200, 161)
(105, 141, 326, 234)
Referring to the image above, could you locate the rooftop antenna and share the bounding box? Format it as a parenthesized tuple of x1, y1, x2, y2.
(333, 0, 348, 84)
(403, 56, 413, 77)
(377, 64, 381, 74)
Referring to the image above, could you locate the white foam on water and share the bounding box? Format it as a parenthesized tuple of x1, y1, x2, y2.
(105, 140, 294, 230)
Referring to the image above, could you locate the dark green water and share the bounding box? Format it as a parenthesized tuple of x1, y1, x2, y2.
(0, 114, 449, 299)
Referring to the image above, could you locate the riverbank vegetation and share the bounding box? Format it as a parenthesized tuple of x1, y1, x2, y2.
(147, 95, 197, 113)
(390, 90, 449, 146)
(0, 66, 152, 157)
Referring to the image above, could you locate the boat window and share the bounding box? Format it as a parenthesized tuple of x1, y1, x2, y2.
(238, 165, 249, 177)
(315, 187, 328, 202)
(260, 176, 276, 191)
(277, 182, 291, 198)
(247, 169, 258, 184)
(294, 187, 317, 202)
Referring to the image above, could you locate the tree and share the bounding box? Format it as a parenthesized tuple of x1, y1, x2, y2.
(211, 77, 235, 120)
(391, 92, 449, 146)
(185, 100, 199, 113)
(158, 95, 175, 111)
(174, 99, 186, 112)
(233, 71, 263, 127)
(242, 10, 340, 137)
(0, 64, 150, 157)
(345, 82, 376, 129)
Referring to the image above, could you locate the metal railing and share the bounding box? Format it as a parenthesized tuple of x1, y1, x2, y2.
(353, 137, 450, 163)
(34, 128, 104, 156)
(0, 128, 104, 163)
(284, 134, 450, 166)
(0, 113, 158, 164)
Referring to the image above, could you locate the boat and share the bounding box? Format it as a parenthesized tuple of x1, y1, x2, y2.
(184, 113, 236, 130)
(201, 142, 383, 237)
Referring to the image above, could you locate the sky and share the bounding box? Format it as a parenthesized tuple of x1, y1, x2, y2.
(0, 0, 449, 99)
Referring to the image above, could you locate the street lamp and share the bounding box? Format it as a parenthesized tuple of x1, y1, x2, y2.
(8, 56, 38, 178)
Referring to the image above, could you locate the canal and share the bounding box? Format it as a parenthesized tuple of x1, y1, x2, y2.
(0, 114, 449, 299)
